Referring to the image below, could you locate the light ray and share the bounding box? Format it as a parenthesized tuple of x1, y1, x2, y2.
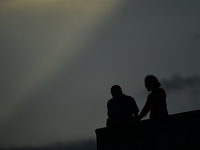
(0, 0, 124, 130)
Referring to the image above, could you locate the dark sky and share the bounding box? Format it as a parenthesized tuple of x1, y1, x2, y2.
(0, 0, 200, 149)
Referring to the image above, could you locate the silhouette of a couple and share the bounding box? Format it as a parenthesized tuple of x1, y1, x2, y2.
(106, 75, 168, 128)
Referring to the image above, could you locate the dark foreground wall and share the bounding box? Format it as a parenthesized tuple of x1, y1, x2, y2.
(95, 109, 200, 150)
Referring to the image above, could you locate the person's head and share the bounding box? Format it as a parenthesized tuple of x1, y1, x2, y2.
(111, 85, 123, 98)
(145, 75, 161, 91)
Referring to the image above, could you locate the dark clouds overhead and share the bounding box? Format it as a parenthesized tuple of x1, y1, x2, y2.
(0, 0, 200, 148)
(0, 139, 96, 150)
(159, 75, 200, 115)
(194, 32, 200, 41)
(161, 74, 200, 91)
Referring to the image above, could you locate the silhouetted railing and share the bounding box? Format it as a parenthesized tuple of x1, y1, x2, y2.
(95, 109, 200, 150)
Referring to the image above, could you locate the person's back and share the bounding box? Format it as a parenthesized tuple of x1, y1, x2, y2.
(146, 88, 168, 119)
(107, 85, 139, 127)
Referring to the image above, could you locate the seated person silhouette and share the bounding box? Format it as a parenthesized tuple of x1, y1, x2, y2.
(106, 85, 139, 128)
(139, 75, 169, 120)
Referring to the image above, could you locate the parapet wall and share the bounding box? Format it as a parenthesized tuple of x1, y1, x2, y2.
(95, 109, 200, 150)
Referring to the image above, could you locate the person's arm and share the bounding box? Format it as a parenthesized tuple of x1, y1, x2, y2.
(107, 100, 113, 118)
(131, 98, 139, 120)
(139, 96, 151, 120)
(106, 100, 119, 127)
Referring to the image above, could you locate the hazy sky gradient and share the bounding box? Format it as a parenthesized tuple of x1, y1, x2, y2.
(0, 0, 200, 149)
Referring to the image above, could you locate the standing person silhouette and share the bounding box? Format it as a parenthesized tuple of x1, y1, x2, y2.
(139, 75, 168, 120)
(106, 85, 139, 128)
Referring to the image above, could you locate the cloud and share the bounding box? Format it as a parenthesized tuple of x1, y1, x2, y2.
(1, 139, 96, 150)
(194, 32, 200, 41)
(50, 139, 96, 150)
(160, 74, 200, 113)
(160, 74, 200, 91)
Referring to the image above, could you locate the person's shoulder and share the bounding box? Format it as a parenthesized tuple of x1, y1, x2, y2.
(107, 98, 114, 105)
(124, 94, 135, 101)
(124, 94, 132, 98)
(158, 88, 166, 93)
